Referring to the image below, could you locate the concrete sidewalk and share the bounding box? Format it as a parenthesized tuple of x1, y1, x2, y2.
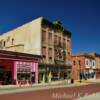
(0, 79, 100, 95)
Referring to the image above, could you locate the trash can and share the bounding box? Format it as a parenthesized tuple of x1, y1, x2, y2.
(71, 78, 74, 84)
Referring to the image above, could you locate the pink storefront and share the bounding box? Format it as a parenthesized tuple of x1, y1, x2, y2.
(0, 50, 40, 85)
(14, 61, 38, 84)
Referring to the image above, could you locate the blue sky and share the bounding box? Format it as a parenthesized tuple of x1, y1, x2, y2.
(0, 0, 100, 54)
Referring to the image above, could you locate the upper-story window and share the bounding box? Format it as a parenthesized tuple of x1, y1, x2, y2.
(67, 39, 70, 46)
(4, 41, 6, 47)
(93, 61, 95, 66)
(73, 60, 76, 65)
(48, 48, 52, 57)
(42, 47, 46, 56)
(78, 60, 81, 66)
(86, 60, 88, 65)
(0, 40, 3, 48)
(54, 35, 57, 45)
(67, 39, 70, 42)
(68, 52, 70, 56)
(58, 37, 61, 46)
(48, 32, 52, 44)
(42, 30, 46, 43)
(12, 38, 14, 45)
(63, 38, 66, 48)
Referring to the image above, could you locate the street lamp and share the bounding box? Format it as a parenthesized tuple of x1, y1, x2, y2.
(77, 57, 82, 83)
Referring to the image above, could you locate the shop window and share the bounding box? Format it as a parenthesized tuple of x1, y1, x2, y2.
(67, 39, 70, 42)
(17, 73, 30, 80)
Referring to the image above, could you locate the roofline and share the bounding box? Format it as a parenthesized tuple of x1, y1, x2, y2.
(89, 52, 100, 57)
(72, 53, 94, 58)
(41, 17, 71, 37)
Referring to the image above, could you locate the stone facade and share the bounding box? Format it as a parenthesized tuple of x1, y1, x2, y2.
(0, 17, 72, 83)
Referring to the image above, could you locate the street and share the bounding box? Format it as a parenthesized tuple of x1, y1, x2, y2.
(0, 81, 100, 100)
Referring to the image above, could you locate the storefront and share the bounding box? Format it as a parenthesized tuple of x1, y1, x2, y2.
(0, 50, 40, 85)
(38, 64, 72, 83)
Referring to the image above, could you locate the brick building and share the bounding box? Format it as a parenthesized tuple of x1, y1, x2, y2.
(72, 53, 96, 80)
(90, 53, 100, 78)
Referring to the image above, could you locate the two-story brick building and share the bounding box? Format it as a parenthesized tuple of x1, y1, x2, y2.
(72, 53, 96, 80)
(90, 53, 100, 78)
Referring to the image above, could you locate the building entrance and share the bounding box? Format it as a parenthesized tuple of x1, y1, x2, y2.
(0, 66, 12, 85)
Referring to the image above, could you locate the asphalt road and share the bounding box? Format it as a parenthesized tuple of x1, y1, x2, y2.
(0, 83, 100, 100)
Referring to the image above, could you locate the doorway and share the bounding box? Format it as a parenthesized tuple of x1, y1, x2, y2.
(0, 66, 12, 85)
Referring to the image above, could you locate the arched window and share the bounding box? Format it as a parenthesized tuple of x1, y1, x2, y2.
(12, 38, 14, 45)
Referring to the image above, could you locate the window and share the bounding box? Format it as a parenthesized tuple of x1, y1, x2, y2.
(4, 41, 6, 47)
(93, 62, 94, 66)
(73, 61, 76, 65)
(43, 55, 46, 63)
(68, 52, 70, 56)
(48, 48, 52, 57)
(42, 47, 46, 56)
(54, 35, 57, 45)
(63, 38, 66, 48)
(49, 57, 52, 63)
(43, 55, 46, 59)
(67, 39, 71, 49)
(78, 60, 81, 66)
(58, 37, 61, 46)
(12, 38, 14, 45)
(0, 40, 3, 48)
(86, 61, 88, 65)
(67, 39, 70, 42)
(42, 30, 46, 43)
(48, 32, 52, 41)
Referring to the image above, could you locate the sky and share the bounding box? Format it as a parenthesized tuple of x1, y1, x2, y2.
(0, 0, 100, 54)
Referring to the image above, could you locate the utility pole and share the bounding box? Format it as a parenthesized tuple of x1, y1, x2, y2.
(77, 56, 81, 83)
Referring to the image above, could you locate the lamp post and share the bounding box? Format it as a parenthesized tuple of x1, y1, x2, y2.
(77, 57, 82, 83)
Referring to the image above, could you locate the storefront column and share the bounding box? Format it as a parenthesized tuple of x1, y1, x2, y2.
(13, 61, 17, 84)
(32, 62, 38, 84)
(48, 71, 52, 83)
(35, 63, 38, 83)
(58, 71, 60, 80)
(42, 73, 45, 83)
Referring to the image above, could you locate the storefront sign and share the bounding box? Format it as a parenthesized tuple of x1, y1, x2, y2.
(13, 61, 38, 80)
(16, 62, 32, 72)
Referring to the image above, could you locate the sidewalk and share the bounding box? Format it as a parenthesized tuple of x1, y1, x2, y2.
(0, 79, 100, 95)
(77, 92, 100, 100)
